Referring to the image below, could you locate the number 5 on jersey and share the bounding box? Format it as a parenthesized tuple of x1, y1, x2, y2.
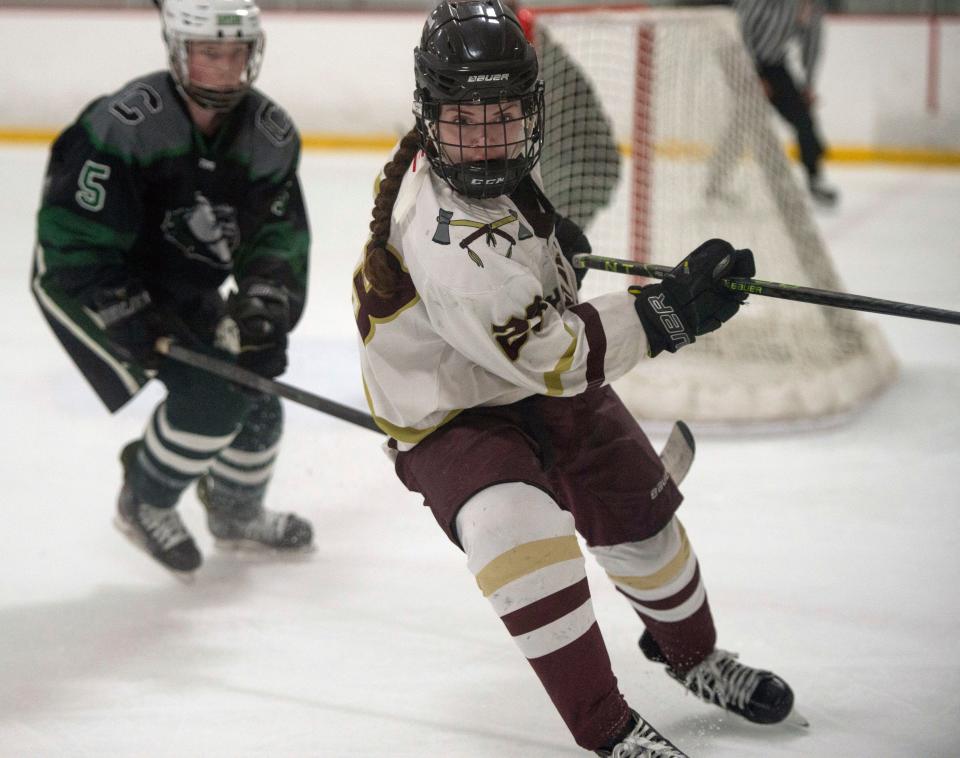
(76, 160, 111, 212)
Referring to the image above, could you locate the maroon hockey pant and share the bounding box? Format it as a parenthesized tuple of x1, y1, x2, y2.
(395, 387, 716, 749)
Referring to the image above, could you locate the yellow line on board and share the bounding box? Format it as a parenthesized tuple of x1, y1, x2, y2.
(617, 138, 960, 167)
(2, 128, 958, 167)
(0, 129, 400, 153)
(300, 133, 398, 152)
(0, 129, 56, 144)
(788, 144, 960, 167)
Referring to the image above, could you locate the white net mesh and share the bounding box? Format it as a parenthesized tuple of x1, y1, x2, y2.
(534, 7, 897, 425)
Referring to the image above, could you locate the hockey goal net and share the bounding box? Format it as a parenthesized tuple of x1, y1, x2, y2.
(529, 6, 896, 426)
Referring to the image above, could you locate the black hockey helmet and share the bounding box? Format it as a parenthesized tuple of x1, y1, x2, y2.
(413, 0, 544, 198)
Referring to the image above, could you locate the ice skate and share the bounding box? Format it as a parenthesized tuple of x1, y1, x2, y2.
(595, 710, 688, 757)
(115, 442, 201, 578)
(197, 476, 314, 554)
(808, 175, 839, 209)
(640, 630, 805, 726)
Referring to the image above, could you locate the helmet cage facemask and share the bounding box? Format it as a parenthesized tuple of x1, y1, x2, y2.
(415, 82, 545, 199)
(162, 0, 265, 114)
(167, 34, 264, 112)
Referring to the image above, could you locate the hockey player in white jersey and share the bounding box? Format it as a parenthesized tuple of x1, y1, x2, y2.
(355, 2, 799, 754)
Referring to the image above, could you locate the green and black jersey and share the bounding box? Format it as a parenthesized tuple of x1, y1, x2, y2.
(32, 71, 310, 412)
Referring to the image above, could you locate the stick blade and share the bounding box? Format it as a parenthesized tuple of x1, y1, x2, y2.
(785, 707, 810, 728)
(659, 420, 695, 486)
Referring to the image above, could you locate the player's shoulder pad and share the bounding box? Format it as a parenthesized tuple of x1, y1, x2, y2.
(79, 71, 192, 166)
(235, 89, 301, 183)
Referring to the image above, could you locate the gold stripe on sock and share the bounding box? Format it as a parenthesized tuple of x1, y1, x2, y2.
(606, 522, 691, 591)
(476, 535, 582, 597)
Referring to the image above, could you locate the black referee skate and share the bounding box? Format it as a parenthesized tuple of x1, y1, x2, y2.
(595, 710, 688, 758)
(115, 442, 202, 577)
(640, 631, 804, 726)
(197, 476, 313, 553)
(808, 176, 839, 209)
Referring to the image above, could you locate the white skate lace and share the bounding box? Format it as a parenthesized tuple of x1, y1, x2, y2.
(612, 719, 687, 758)
(138, 504, 191, 551)
(680, 649, 762, 711)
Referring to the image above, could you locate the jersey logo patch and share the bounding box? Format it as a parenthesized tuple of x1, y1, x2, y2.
(432, 209, 454, 244)
(161, 192, 240, 270)
(432, 210, 518, 268)
(256, 101, 294, 147)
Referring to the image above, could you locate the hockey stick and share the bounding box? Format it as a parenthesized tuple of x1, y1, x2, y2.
(154, 338, 382, 433)
(571, 253, 960, 326)
(154, 338, 696, 484)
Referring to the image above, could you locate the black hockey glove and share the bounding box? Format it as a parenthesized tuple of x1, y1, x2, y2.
(91, 280, 206, 370)
(227, 277, 291, 378)
(630, 238, 755, 357)
(91, 281, 172, 369)
(554, 215, 591, 290)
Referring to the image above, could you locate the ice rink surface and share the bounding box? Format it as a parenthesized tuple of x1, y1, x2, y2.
(2, 144, 959, 757)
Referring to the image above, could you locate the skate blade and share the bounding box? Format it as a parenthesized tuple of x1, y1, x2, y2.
(113, 516, 199, 584)
(213, 538, 316, 559)
(784, 708, 810, 728)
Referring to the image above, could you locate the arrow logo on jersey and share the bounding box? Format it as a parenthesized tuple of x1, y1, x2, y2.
(431, 210, 520, 268)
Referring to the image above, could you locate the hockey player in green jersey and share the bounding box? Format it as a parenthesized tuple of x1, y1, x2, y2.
(31, 0, 313, 577)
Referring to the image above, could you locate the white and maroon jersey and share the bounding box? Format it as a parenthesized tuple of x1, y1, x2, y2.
(354, 152, 650, 449)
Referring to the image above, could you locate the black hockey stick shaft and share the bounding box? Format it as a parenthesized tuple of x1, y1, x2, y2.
(156, 340, 699, 485)
(154, 338, 382, 433)
(572, 253, 960, 326)
(156, 340, 697, 482)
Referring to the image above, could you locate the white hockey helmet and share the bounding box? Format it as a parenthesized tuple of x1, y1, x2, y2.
(161, 0, 265, 112)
